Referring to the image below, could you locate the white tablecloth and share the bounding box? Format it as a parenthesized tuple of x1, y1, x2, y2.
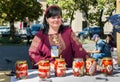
(11, 68, 120, 82)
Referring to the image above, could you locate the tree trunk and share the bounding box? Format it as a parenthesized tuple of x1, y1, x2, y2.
(86, 20, 91, 40)
(99, 9, 105, 38)
(70, 10, 74, 27)
(10, 20, 15, 40)
(99, 23, 104, 38)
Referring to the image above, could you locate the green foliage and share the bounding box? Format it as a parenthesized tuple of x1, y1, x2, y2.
(47, 0, 80, 25)
(0, 37, 23, 45)
(58, 0, 77, 20)
(0, 0, 43, 38)
(47, 0, 115, 27)
(47, 0, 100, 26)
(89, 0, 115, 26)
(0, 0, 43, 21)
(46, 0, 115, 37)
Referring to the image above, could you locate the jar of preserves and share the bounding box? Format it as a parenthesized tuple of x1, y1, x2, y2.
(86, 58, 96, 76)
(15, 60, 28, 79)
(72, 58, 84, 76)
(54, 58, 66, 77)
(38, 60, 50, 79)
(101, 57, 113, 75)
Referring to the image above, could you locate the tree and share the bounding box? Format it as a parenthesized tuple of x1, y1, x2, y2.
(75, 0, 97, 27)
(90, 0, 116, 37)
(47, 0, 116, 38)
(47, 0, 96, 27)
(0, 0, 43, 39)
(47, 0, 79, 26)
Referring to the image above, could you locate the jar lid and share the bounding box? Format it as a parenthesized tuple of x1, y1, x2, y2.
(16, 60, 27, 64)
(74, 58, 83, 61)
(86, 58, 96, 61)
(102, 57, 112, 60)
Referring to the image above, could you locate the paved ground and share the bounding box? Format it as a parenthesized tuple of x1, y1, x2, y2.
(0, 45, 32, 71)
(0, 41, 95, 82)
(0, 41, 95, 71)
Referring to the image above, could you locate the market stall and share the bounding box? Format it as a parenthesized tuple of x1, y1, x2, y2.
(10, 68, 120, 82)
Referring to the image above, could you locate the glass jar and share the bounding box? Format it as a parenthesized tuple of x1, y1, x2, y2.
(86, 58, 96, 76)
(72, 58, 84, 76)
(15, 60, 28, 79)
(101, 57, 113, 75)
(54, 58, 66, 77)
(38, 60, 50, 80)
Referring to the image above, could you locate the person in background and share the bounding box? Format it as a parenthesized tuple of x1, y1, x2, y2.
(28, 5, 89, 69)
(26, 25, 32, 45)
(106, 34, 116, 50)
(87, 34, 111, 61)
(19, 21, 22, 30)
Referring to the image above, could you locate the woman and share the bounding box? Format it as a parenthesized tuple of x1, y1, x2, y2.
(29, 5, 89, 69)
(106, 34, 116, 49)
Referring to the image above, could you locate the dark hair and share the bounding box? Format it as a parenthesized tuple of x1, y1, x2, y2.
(43, 5, 64, 34)
(107, 34, 114, 40)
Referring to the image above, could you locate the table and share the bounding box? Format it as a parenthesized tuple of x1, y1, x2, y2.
(11, 68, 120, 82)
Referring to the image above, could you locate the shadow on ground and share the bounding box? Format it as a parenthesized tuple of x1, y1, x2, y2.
(0, 45, 32, 71)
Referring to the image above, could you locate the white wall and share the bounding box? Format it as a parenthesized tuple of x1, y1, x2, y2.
(104, 22, 113, 34)
(71, 10, 83, 35)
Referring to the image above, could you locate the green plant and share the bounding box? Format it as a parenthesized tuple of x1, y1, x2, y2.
(0, 37, 26, 45)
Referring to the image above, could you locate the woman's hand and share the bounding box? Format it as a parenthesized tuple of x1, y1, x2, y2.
(87, 50, 93, 54)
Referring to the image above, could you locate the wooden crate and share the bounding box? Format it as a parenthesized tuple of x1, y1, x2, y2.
(117, 32, 120, 66)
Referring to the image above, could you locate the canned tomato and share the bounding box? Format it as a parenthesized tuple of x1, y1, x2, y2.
(72, 58, 84, 76)
(54, 58, 66, 77)
(86, 58, 96, 75)
(15, 60, 28, 79)
(101, 57, 113, 75)
(38, 60, 50, 79)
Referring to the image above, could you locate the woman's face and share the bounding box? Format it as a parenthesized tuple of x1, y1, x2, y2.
(94, 37, 99, 42)
(46, 15, 62, 29)
(106, 36, 110, 40)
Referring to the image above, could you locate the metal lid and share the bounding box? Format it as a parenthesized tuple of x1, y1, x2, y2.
(86, 58, 95, 61)
(102, 57, 112, 60)
(74, 58, 83, 61)
(16, 60, 27, 64)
